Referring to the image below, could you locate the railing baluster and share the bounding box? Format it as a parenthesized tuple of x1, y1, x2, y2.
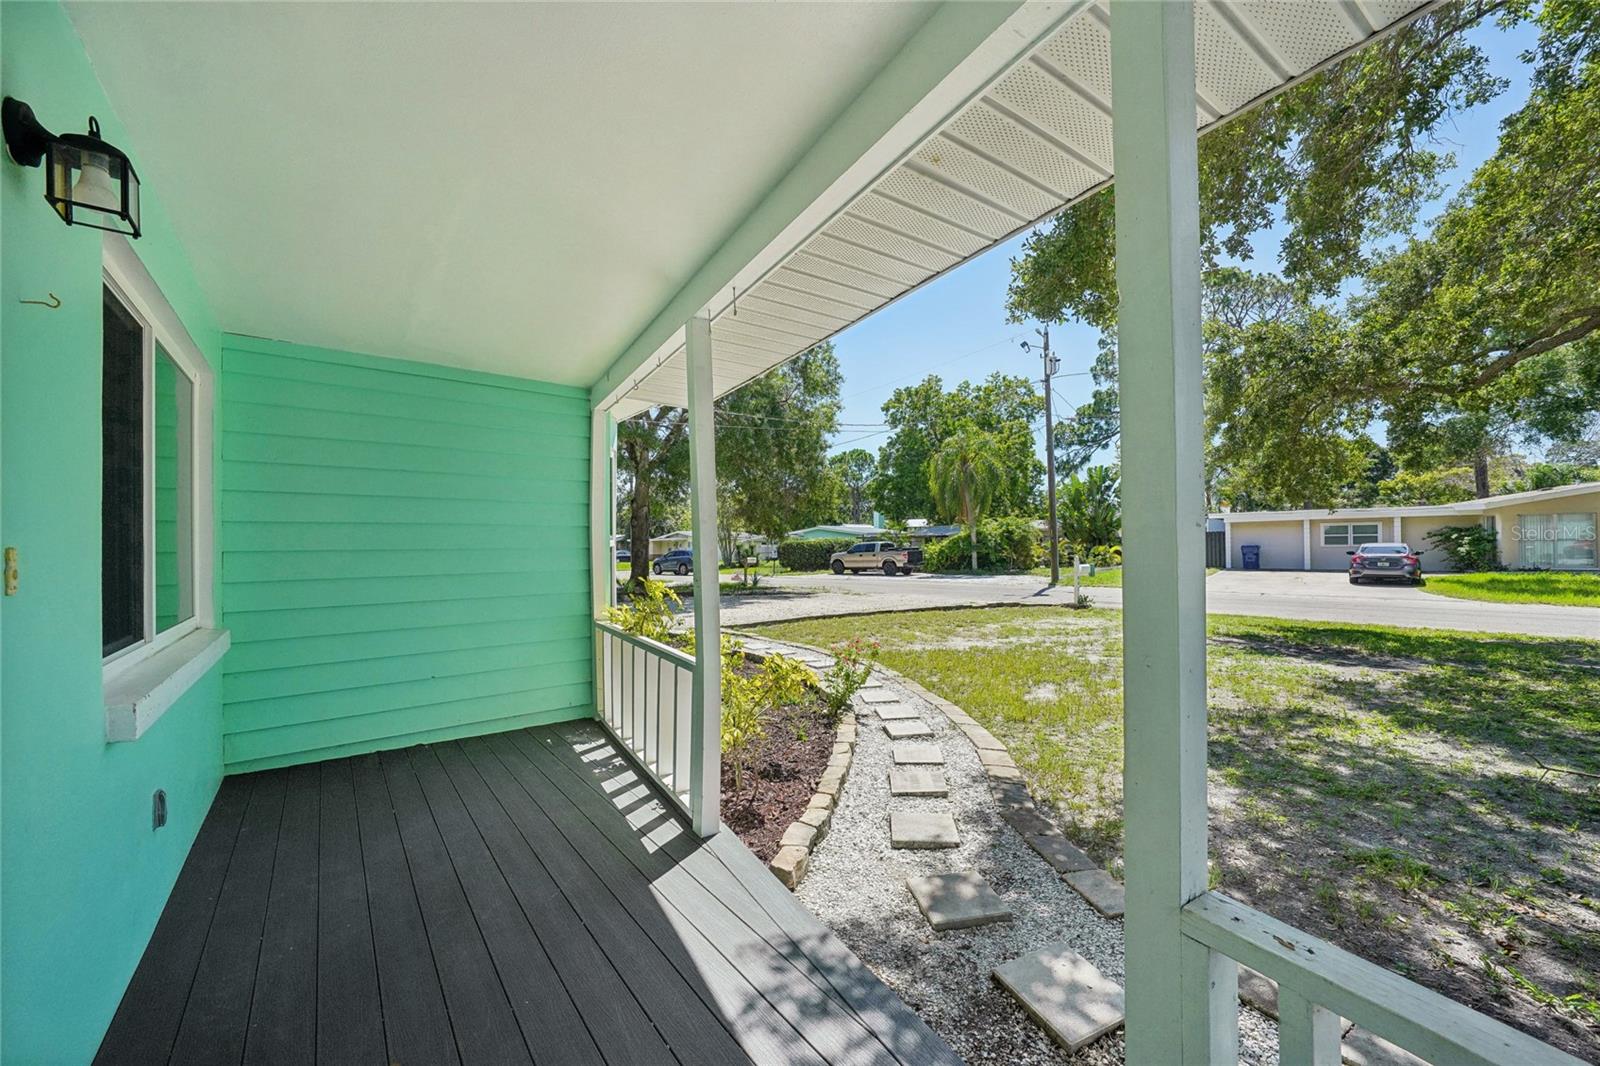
(1278, 987, 1342, 1066)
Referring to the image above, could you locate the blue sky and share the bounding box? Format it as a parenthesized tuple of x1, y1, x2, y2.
(825, 15, 1540, 464)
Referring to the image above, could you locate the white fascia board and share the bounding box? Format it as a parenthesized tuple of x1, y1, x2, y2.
(1212, 480, 1600, 524)
(589, 0, 1083, 412)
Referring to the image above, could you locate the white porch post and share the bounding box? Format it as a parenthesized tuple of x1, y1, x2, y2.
(685, 311, 722, 837)
(589, 407, 616, 619)
(1393, 514, 1403, 541)
(1112, 3, 1235, 1064)
(1223, 519, 1232, 569)
(1303, 519, 1312, 570)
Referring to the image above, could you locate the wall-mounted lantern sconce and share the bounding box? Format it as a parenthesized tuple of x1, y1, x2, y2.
(3, 97, 141, 238)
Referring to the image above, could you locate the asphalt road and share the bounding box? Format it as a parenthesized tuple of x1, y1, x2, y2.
(711, 569, 1599, 640)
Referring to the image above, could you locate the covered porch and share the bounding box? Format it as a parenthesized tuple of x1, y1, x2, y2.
(95, 720, 954, 1065)
(0, 1, 1583, 1064)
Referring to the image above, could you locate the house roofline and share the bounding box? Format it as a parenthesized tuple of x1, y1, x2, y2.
(1210, 481, 1600, 524)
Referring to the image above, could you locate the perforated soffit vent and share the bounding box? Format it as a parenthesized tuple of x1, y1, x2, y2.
(614, 0, 1432, 419)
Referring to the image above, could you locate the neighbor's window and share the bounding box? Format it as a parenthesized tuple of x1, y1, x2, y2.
(102, 271, 201, 662)
(1518, 513, 1597, 569)
(1323, 523, 1381, 546)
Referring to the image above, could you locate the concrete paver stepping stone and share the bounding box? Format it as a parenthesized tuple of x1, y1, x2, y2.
(1025, 833, 1098, 874)
(889, 767, 949, 797)
(858, 689, 900, 704)
(873, 703, 922, 721)
(906, 872, 1012, 931)
(993, 942, 1125, 1053)
(1063, 869, 1125, 918)
(890, 810, 961, 849)
(883, 719, 934, 739)
(892, 743, 944, 765)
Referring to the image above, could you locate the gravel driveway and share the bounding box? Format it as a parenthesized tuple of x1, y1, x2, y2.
(764, 638, 1278, 1065)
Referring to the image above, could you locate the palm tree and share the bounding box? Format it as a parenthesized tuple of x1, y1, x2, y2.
(1058, 465, 1121, 551)
(928, 427, 1007, 571)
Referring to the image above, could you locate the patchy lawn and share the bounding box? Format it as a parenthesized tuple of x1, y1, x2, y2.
(1027, 565, 1126, 585)
(1422, 571, 1600, 607)
(749, 606, 1600, 1059)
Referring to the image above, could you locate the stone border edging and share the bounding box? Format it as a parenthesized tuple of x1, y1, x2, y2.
(739, 646, 856, 891)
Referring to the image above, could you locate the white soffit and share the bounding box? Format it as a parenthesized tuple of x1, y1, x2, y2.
(614, 0, 1433, 419)
(64, 2, 938, 386)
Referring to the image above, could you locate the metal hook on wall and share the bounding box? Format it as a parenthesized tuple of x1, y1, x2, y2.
(20, 292, 61, 309)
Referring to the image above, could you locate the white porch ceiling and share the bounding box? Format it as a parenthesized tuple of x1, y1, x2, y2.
(63, 1, 940, 385)
(611, 0, 1432, 419)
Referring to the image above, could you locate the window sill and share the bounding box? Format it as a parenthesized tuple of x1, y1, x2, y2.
(105, 627, 230, 743)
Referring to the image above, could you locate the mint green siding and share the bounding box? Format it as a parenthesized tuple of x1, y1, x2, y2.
(219, 336, 593, 772)
(1, 5, 226, 1061)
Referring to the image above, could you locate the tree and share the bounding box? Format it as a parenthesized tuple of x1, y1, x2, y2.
(928, 428, 1007, 572)
(617, 409, 689, 587)
(617, 344, 842, 584)
(828, 449, 877, 523)
(872, 373, 1043, 522)
(714, 344, 842, 540)
(1057, 466, 1120, 551)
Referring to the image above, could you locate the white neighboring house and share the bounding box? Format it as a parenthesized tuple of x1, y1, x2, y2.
(1214, 481, 1600, 573)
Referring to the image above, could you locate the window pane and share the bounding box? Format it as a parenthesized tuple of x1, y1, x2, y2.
(103, 287, 144, 656)
(1556, 513, 1596, 569)
(153, 344, 194, 633)
(1352, 524, 1381, 545)
(1323, 525, 1348, 546)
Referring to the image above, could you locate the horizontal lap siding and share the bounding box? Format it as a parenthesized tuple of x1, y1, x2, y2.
(220, 336, 593, 772)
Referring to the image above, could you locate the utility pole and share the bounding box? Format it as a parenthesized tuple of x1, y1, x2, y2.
(1024, 328, 1061, 585)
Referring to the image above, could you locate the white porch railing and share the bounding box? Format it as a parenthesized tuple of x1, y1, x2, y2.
(592, 619, 717, 833)
(1180, 892, 1583, 1065)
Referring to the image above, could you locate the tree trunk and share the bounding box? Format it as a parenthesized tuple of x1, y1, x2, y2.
(628, 451, 652, 588)
(966, 484, 978, 572)
(1473, 452, 1491, 499)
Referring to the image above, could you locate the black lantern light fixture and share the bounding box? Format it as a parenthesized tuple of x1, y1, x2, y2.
(3, 96, 141, 238)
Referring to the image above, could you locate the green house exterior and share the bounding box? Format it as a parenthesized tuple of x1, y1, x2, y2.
(1, 2, 1578, 1063)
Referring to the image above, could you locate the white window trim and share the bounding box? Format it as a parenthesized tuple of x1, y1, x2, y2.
(101, 236, 223, 741)
(1322, 523, 1349, 546)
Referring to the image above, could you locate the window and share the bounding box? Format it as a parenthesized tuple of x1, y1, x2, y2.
(1518, 513, 1597, 569)
(101, 241, 213, 669)
(1323, 522, 1381, 547)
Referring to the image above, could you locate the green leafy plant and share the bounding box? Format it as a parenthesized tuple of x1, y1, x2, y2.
(924, 515, 1038, 572)
(755, 653, 811, 710)
(720, 671, 766, 796)
(818, 637, 879, 717)
(1058, 465, 1121, 550)
(1425, 524, 1500, 572)
(605, 577, 680, 642)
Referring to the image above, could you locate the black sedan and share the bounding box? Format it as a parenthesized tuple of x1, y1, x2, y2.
(1347, 543, 1423, 585)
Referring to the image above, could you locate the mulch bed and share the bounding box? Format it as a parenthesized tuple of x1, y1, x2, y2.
(721, 684, 837, 862)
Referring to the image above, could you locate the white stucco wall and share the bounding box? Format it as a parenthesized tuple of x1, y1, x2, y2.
(1490, 489, 1600, 569)
(1228, 519, 1305, 569)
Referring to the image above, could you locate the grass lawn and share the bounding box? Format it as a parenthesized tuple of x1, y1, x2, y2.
(1027, 565, 1126, 586)
(750, 606, 1600, 1058)
(1422, 571, 1600, 607)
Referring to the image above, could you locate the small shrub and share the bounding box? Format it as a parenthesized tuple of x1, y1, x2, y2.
(755, 653, 811, 710)
(818, 637, 880, 717)
(606, 578, 679, 642)
(777, 537, 855, 572)
(1426, 524, 1499, 572)
(720, 673, 766, 796)
(924, 516, 1038, 572)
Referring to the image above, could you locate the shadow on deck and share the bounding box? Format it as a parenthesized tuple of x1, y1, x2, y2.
(94, 720, 959, 1066)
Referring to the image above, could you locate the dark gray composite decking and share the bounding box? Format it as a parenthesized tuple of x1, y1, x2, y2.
(95, 720, 961, 1066)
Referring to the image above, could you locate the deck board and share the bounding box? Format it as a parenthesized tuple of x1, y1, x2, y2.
(313, 759, 386, 1066)
(96, 721, 960, 1066)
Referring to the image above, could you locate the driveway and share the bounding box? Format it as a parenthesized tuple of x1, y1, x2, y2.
(716, 569, 1599, 640)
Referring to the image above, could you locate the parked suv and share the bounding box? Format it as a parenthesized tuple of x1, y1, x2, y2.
(829, 541, 922, 576)
(1347, 543, 1423, 585)
(652, 549, 693, 576)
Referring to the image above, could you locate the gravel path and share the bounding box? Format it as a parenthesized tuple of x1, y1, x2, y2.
(749, 637, 1280, 1065)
